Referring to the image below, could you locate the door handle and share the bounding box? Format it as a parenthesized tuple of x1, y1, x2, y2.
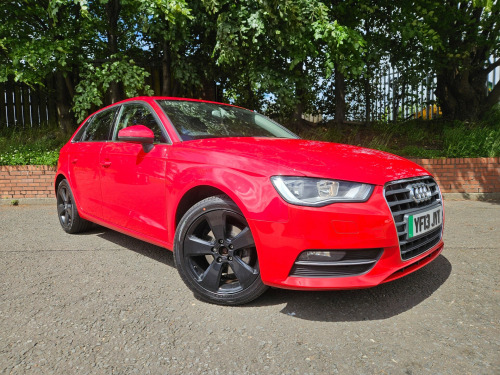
(102, 161, 112, 168)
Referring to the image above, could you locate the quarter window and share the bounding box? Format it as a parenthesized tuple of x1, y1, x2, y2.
(114, 103, 167, 143)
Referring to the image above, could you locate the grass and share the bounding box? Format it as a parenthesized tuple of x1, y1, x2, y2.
(0, 125, 69, 166)
(294, 107, 500, 159)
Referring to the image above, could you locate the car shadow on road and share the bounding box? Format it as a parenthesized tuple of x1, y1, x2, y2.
(85, 226, 451, 322)
(249, 254, 452, 322)
(83, 226, 175, 267)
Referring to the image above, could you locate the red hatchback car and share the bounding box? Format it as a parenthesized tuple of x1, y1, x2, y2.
(55, 97, 444, 305)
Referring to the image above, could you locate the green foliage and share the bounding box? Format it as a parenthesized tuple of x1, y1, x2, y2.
(443, 123, 500, 158)
(209, 0, 364, 118)
(0, 0, 90, 84)
(421, 104, 500, 158)
(73, 57, 154, 122)
(0, 127, 67, 166)
(481, 103, 500, 128)
(295, 118, 500, 158)
(0, 0, 498, 127)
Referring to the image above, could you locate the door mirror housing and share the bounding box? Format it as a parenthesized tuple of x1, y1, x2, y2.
(118, 125, 155, 152)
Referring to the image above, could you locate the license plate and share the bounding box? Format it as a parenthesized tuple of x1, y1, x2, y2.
(406, 206, 442, 239)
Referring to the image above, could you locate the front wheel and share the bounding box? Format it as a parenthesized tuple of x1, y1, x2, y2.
(174, 195, 268, 305)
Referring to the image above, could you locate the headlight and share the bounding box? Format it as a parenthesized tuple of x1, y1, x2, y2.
(270, 176, 374, 206)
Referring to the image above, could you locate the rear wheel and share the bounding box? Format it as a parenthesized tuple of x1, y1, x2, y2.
(174, 195, 268, 305)
(56, 179, 92, 234)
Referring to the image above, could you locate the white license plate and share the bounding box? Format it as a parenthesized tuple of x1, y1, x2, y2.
(406, 206, 442, 239)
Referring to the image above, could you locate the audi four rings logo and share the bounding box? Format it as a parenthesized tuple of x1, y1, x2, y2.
(407, 182, 432, 203)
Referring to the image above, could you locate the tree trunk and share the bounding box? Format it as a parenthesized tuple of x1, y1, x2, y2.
(106, 0, 123, 103)
(434, 56, 500, 121)
(201, 79, 216, 101)
(47, 74, 58, 127)
(292, 62, 305, 125)
(55, 72, 75, 134)
(335, 64, 346, 125)
(435, 68, 486, 121)
(14, 86, 22, 127)
(6, 77, 15, 127)
(22, 86, 31, 127)
(162, 41, 172, 96)
(0, 83, 6, 128)
(292, 87, 305, 124)
(364, 75, 371, 123)
(363, 22, 372, 124)
(64, 73, 75, 100)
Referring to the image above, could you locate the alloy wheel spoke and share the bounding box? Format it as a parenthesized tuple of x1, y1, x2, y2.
(205, 210, 226, 242)
(199, 261, 223, 292)
(230, 257, 258, 289)
(58, 188, 68, 203)
(57, 204, 66, 216)
(230, 226, 254, 250)
(184, 235, 214, 257)
(66, 204, 72, 221)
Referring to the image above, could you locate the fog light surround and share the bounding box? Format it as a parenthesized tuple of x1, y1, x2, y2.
(290, 248, 384, 278)
(298, 250, 346, 262)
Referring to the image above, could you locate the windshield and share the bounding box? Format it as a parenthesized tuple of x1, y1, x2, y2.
(157, 100, 298, 141)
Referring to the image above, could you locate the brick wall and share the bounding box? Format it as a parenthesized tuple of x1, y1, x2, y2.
(0, 158, 499, 200)
(0, 165, 56, 199)
(410, 157, 499, 194)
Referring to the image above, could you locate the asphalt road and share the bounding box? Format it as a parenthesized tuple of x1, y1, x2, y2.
(0, 200, 499, 374)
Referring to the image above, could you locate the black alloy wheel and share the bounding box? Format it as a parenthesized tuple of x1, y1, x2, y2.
(56, 179, 91, 234)
(174, 195, 268, 305)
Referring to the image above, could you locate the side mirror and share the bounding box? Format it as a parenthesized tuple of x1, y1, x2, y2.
(118, 125, 155, 152)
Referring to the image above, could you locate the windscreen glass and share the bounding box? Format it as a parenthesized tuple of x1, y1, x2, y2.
(157, 100, 298, 141)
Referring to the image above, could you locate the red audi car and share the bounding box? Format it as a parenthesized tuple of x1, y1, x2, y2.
(55, 97, 444, 305)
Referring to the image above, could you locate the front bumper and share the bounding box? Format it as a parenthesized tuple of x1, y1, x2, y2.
(249, 185, 444, 290)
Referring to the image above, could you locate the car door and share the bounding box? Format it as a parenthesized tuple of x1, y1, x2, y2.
(68, 107, 118, 219)
(99, 102, 170, 240)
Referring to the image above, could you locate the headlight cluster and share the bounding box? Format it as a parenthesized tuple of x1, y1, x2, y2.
(271, 176, 374, 206)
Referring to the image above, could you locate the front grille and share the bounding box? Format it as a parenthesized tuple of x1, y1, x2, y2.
(384, 176, 443, 260)
(289, 248, 383, 278)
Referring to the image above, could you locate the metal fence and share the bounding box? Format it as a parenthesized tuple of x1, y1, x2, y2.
(371, 55, 500, 122)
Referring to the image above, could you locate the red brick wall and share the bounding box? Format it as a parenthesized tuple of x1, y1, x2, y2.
(0, 158, 499, 199)
(0, 165, 56, 199)
(410, 157, 499, 194)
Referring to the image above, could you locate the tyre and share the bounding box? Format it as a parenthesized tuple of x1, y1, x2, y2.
(56, 179, 92, 234)
(174, 195, 268, 305)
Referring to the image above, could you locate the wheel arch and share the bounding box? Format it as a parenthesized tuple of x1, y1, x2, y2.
(174, 185, 241, 231)
(168, 166, 289, 246)
(54, 173, 67, 195)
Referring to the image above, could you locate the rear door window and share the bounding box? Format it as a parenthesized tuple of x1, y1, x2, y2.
(80, 107, 118, 142)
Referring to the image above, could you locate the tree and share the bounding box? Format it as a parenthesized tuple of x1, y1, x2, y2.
(0, 0, 91, 132)
(71, 0, 159, 121)
(207, 0, 364, 124)
(411, 0, 500, 121)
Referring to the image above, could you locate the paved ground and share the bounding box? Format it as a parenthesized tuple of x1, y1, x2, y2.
(0, 200, 499, 375)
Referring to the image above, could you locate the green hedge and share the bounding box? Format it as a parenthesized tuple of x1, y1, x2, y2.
(296, 106, 500, 159)
(0, 126, 66, 166)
